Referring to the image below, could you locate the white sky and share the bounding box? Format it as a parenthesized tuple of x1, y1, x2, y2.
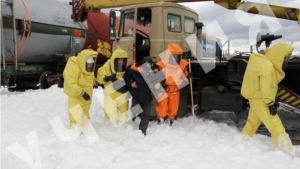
(179, 0, 300, 55)
(1, 86, 300, 168)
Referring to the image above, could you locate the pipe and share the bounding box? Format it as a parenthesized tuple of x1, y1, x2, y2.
(195, 22, 204, 59)
(228, 40, 230, 57)
(1, 0, 5, 70)
(11, 0, 18, 70)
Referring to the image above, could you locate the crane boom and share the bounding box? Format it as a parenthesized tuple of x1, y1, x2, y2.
(70, 0, 211, 21)
(70, 0, 300, 25)
(84, 0, 210, 9)
(214, 0, 300, 25)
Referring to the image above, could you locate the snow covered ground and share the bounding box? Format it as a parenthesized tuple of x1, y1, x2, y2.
(1, 86, 300, 169)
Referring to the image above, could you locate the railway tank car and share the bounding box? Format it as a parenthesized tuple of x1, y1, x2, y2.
(1, 0, 88, 90)
(2, 0, 85, 64)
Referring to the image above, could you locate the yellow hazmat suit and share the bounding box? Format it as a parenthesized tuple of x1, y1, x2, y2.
(63, 49, 98, 127)
(97, 47, 129, 125)
(241, 43, 294, 153)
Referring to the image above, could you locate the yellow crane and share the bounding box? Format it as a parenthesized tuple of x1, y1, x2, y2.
(70, 0, 300, 25)
(215, 0, 300, 25)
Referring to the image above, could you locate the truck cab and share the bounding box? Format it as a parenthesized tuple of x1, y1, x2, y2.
(109, 2, 198, 64)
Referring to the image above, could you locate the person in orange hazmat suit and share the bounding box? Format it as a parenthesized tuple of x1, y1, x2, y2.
(155, 44, 193, 126)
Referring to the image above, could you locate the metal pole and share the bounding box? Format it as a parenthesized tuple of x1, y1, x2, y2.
(188, 58, 196, 122)
(192, 22, 204, 122)
(228, 40, 230, 58)
(70, 29, 73, 56)
(1, 0, 4, 70)
(195, 22, 204, 62)
(195, 22, 204, 51)
(11, 0, 18, 70)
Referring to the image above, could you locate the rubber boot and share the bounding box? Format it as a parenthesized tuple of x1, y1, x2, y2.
(169, 119, 173, 126)
(157, 118, 164, 124)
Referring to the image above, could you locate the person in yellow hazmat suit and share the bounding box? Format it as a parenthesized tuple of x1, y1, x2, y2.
(97, 47, 129, 127)
(241, 43, 294, 154)
(63, 49, 98, 128)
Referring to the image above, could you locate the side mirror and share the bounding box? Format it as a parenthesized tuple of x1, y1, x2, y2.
(256, 32, 262, 47)
(109, 10, 116, 41)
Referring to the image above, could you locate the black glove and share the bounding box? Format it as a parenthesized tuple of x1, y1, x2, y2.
(187, 72, 193, 78)
(162, 85, 170, 92)
(104, 74, 117, 82)
(93, 83, 99, 89)
(268, 103, 278, 116)
(116, 86, 128, 93)
(82, 92, 90, 101)
(99, 84, 104, 89)
(152, 63, 160, 70)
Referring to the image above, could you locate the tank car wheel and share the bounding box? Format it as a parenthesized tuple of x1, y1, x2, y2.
(7, 77, 16, 92)
(39, 71, 55, 89)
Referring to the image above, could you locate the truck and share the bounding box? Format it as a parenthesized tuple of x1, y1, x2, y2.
(69, 0, 300, 139)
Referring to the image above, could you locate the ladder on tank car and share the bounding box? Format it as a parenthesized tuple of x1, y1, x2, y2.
(1, 0, 19, 89)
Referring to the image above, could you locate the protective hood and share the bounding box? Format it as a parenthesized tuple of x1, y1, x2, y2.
(265, 43, 294, 82)
(156, 44, 189, 87)
(77, 49, 98, 74)
(162, 44, 182, 67)
(110, 47, 128, 74)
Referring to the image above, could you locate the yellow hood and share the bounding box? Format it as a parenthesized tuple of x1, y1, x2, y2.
(77, 49, 98, 74)
(109, 47, 128, 74)
(265, 43, 294, 83)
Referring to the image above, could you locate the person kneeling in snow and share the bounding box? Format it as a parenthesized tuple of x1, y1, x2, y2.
(63, 49, 97, 128)
(97, 47, 129, 127)
(241, 43, 294, 154)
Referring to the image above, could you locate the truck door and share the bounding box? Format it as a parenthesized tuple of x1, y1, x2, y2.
(113, 8, 137, 65)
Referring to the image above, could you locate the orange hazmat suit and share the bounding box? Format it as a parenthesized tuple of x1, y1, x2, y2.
(156, 44, 189, 120)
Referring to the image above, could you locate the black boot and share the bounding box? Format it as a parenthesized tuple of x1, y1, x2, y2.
(169, 119, 173, 126)
(132, 116, 136, 122)
(157, 118, 163, 124)
(142, 129, 146, 136)
(140, 127, 147, 136)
